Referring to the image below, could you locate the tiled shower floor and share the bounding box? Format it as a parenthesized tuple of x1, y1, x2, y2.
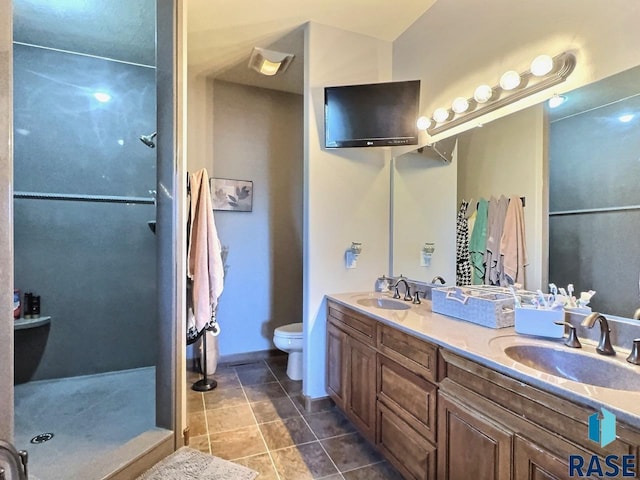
(14, 366, 156, 480)
(187, 356, 403, 479)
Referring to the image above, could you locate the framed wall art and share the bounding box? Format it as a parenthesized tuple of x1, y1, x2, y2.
(210, 178, 253, 212)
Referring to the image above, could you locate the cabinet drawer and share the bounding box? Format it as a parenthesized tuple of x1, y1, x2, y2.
(327, 301, 376, 345)
(377, 401, 436, 480)
(378, 354, 437, 443)
(377, 324, 438, 382)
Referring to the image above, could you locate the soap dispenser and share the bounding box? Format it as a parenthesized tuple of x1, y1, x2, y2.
(375, 275, 391, 293)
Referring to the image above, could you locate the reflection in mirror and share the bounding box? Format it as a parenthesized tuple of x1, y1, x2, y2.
(548, 65, 640, 318)
(393, 64, 640, 321)
(417, 137, 458, 164)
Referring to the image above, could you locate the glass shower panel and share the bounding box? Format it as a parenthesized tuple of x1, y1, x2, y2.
(13, 43, 157, 381)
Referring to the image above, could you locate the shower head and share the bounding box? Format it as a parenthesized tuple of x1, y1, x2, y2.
(140, 132, 157, 148)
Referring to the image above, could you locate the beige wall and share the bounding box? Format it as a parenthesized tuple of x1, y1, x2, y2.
(394, 0, 640, 143)
(187, 70, 215, 174)
(212, 80, 304, 357)
(0, 0, 13, 441)
(457, 105, 547, 290)
(304, 22, 392, 398)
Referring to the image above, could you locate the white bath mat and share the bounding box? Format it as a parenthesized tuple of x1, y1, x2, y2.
(136, 447, 258, 480)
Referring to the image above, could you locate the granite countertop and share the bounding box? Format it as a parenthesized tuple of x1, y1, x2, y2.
(326, 291, 640, 428)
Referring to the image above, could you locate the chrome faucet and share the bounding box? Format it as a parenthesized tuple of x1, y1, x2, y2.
(581, 313, 616, 356)
(633, 308, 640, 320)
(431, 276, 446, 285)
(393, 278, 412, 301)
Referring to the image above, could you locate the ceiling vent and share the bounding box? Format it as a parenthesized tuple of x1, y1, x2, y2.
(248, 47, 294, 76)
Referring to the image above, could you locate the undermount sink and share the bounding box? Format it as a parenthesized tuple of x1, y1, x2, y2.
(356, 298, 411, 311)
(504, 344, 640, 391)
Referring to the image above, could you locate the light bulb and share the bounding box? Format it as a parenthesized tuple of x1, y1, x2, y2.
(500, 70, 521, 91)
(93, 91, 111, 103)
(473, 85, 493, 104)
(433, 108, 451, 123)
(452, 97, 470, 114)
(619, 114, 634, 123)
(548, 94, 567, 108)
(530, 55, 554, 76)
(416, 116, 432, 130)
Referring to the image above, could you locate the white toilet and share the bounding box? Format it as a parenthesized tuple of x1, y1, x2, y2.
(273, 323, 303, 381)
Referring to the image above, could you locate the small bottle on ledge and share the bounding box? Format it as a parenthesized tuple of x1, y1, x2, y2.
(31, 295, 40, 319)
(23, 292, 32, 319)
(13, 289, 20, 319)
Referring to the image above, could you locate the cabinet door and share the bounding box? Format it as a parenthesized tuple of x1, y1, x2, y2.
(438, 392, 512, 480)
(514, 436, 572, 480)
(326, 320, 347, 410)
(347, 336, 377, 442)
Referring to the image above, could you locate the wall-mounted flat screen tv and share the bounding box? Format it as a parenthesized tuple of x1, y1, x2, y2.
(324, 80, 420, 148)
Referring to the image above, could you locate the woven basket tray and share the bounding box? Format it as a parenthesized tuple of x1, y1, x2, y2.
(431, 286, 516, 328)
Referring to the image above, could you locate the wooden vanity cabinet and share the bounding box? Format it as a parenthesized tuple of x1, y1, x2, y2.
(326, 300, 640, 480)
(326, 300, 439, 479)
(440, 350, 640, 480)
(326, 302, 377, 442)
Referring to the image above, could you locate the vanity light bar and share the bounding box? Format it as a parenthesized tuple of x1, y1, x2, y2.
(425, 52, 576, 136)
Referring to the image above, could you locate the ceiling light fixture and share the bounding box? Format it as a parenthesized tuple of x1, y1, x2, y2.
(416, 116, 432, 130)
(473, 85, 494, 104)
(248, 47, 295, 76)
(433, 107, 452, 124)
(499, 70, 522, 91)
(425, 52, 576, 136)
(530, 54, 555, 77)
(548, 94, 567, 108)
(452, 97, 471, 114)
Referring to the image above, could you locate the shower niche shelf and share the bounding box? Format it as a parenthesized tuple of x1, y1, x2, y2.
(14, 316, 51, 330)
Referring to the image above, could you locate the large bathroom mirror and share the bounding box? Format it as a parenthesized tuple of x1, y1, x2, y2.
(392, 63, 640, 319)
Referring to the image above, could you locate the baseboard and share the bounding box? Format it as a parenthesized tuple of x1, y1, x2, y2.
(300, 394, 334, 414)
(187, 348, 286, 369)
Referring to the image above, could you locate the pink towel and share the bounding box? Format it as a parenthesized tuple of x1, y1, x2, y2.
(499, 195, 528, 286)
(188, 168, 224, 332)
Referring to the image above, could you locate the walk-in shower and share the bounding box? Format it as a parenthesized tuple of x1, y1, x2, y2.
(11, 1, 163, 478)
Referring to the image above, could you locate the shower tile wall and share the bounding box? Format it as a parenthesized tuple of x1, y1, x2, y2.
(13, 43, 157, 381)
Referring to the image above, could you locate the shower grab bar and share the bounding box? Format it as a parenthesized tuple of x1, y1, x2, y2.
(550, 204, 640, 216)
(14, 191, 155, 205)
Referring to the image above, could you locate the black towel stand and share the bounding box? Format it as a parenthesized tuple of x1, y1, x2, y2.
(192, 327, 217, 392)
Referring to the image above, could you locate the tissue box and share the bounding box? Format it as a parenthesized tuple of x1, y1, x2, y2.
(514, 307, 564, 338)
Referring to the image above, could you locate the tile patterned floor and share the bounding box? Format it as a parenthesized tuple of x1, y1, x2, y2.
(186, 356, 403, 479)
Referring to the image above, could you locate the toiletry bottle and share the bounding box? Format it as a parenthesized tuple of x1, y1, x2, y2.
(23, 292, 32, 319)
(31, 295, 40, 319)
(13, 289, 20, 319)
